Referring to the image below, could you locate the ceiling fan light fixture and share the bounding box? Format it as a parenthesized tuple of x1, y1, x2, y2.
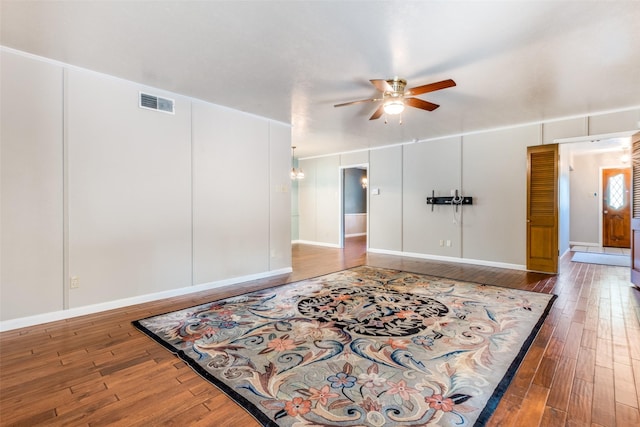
(383, 99, 405, 115)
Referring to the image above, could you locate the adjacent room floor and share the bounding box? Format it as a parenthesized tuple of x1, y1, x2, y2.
(1, 237, 639, 426)
(571, 245, 631, 256)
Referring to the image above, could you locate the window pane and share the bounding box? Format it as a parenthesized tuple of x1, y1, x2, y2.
(608, 173, 625, 209)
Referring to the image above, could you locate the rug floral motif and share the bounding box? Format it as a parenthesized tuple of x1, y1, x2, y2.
(134, 266, 555, 427)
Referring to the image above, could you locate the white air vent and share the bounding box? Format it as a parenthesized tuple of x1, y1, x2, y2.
(139, 92, 175, 114)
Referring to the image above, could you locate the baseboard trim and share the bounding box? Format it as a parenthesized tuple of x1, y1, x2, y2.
(345, 233, 367, 238)
(569, 241, 600, 247)
(367, 248, 527, 271)
(293, 240, 341, 248)
(0, 267, 292, 332)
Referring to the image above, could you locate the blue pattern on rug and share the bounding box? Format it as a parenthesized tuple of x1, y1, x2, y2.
(134, 266, 555, 426)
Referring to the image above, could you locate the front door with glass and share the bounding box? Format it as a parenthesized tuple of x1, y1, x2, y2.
(602, 167, 631, 248)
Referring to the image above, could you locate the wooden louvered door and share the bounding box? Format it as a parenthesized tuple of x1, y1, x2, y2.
(527, 144, 558, 273)
(630, 133, 640, 288)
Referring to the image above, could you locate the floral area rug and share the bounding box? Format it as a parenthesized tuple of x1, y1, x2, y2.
(133, 266, 556, 427)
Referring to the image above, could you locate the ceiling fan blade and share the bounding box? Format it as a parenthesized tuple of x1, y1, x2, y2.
(334, 98, 380, 108)
(406, 79, 456, 96)
(369, 104, 385, 120)
(405, 97, 440, 111)
(370, 79, 393, 92)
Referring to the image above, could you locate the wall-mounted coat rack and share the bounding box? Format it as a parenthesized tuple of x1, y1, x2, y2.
(426, 190, 473, 212)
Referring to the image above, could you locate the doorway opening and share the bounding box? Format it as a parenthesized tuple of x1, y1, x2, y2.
(562, 136, 633, 268)
(528, 133, 635, 272)
(339, 165, 368, 249)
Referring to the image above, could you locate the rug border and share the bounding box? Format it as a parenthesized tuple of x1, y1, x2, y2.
(132, 266, 557, 427)
(472, 292, 557, 426)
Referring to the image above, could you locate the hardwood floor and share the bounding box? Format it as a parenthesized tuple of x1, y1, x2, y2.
(1, 236, 639, 426)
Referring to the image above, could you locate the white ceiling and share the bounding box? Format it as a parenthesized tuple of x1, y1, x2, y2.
(2, 1, 639, 158)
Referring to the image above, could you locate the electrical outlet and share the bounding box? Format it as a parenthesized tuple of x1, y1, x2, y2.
(70, 276, 80, 289)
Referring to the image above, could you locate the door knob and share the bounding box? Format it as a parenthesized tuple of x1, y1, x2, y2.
(604, 210, 608, 214)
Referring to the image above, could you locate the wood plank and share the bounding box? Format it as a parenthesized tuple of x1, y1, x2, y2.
(533, 356, 558, 388)
(633, 358, 640, 410)
(627, 323, 640, 348)
(515, 383, 550, 426)
(547, 356, 577, 411)
(613, 340, 632, 366)
(566, 377, 593, 425)
(540, 406, 567, 427)
(595, 338, 614, 369)
(592, 366, 616, 426)
(510, 344, 546, 398)
(581, 328, 597, 350)
(614, 361, 639, 408)
(562, 321, 584, 359)
(487, 394, 523, 427)
(615, 402, 640, 426)
(596, 316, 612, 341)
(575, 347, 596, 382)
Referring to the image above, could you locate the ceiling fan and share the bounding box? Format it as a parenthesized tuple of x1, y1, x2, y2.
(334, 77, 456, 120)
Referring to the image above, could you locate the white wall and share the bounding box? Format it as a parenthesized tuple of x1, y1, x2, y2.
(589, 110, 640, 135)
(340, 151, 369, 166)
(369, 146, 403, 251)
(192, 101, 269, 282)
(66, 68, 193, 307)
(344, 214, 366, 236)
(291, 159, 300, 241)
(558, 144, 572, 256)
(543, 117, 587, 144)
(403, 137, 461, 257)
(298, 155, 340, 246)
(192, 106, 291, 279)
(269, 122, 293, 270)
(298, 158, 317, 242)
(316, 156, 340, 244)
(1, 51, 64, 319)
(462, 125, 538, 265)
(0, 49, 291, 326)
(297, 110, 639, 269)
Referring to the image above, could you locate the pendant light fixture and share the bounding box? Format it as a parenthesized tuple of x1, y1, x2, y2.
(290, 146, 304, 180)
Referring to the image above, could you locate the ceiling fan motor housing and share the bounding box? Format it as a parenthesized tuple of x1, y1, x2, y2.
(386, 77, 407, 97)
